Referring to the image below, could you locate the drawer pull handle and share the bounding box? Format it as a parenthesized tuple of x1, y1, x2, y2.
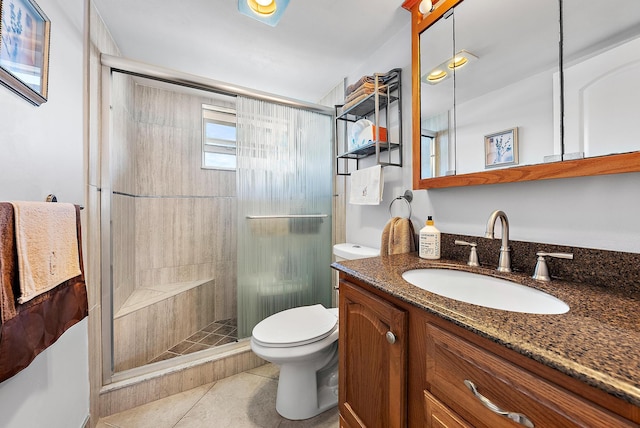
(386, 331, 396, 344)
(464, 380, 534, 428)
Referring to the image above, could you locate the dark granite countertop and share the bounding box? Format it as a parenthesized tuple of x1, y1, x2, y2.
(332, 252, 640, 407)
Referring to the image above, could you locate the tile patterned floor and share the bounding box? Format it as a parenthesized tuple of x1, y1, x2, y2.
(149, 319, 238, 364)
(97, 364, 339, 428)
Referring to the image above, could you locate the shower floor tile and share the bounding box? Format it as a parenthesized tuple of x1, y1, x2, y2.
(148, 319, 238, 364)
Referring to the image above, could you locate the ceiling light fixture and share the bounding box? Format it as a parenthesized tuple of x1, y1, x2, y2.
(248, 0, 276, 16)
(422, 50, 478, 85)
(238, 0, 290, 26)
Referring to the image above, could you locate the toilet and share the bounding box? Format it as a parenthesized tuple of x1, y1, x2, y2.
(250, 243, 379, 420)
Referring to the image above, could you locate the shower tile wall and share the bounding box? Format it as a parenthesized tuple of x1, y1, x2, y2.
(111, 72, 137, 312)
(114, 279, 216, 370)
(111, 77, 237, 371)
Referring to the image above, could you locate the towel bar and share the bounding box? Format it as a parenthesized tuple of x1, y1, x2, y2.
(246, 214, 328, 219)
(388, 190, 412, 219)
(46, 194, 84, 210)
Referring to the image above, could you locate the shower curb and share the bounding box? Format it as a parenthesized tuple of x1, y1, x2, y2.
(98, 340, 264, 417)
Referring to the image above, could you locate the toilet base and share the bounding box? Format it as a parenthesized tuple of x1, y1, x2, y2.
(276, 367, 338, 420)
(274, 343, 339, 420)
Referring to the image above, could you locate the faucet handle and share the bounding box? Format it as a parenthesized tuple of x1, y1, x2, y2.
(455, 240, 480, 267)
(532, 251, 573, 281)
(536, 251, 574, 260)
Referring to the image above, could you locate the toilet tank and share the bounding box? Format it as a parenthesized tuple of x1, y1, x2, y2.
(333, 243, 380, 261)
(332, 243, 379, 307)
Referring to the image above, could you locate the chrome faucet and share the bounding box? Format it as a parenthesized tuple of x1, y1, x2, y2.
(485, 210, 511, 272)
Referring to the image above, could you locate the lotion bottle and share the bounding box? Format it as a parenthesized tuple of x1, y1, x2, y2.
(419, 216, 441, 259)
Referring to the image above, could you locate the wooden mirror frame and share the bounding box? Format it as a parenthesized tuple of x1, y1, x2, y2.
(403, 0, 640, 190)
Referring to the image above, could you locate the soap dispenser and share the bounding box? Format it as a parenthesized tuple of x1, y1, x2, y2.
(419, 216, 441, 260)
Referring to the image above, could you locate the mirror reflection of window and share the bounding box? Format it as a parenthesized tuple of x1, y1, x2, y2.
(421, 133, 435, 179)
(421, 111, 452, 178)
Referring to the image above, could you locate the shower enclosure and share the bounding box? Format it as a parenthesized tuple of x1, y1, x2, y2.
(236, 98, 333, 337)
(103, 63, 333, 377)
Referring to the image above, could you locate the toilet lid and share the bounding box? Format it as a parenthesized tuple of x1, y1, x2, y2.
(252, 304, 338, 348)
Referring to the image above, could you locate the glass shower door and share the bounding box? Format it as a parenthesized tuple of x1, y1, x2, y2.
(236, 97, 333, 338)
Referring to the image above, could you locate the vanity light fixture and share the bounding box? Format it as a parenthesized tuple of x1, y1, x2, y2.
(238, 0, 290, 26)
(419, 0, 434, 15)
(422, 50, 478, 85)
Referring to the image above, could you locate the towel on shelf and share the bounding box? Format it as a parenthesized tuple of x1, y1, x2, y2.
(345, 70, 397, 95)
(342, 93, 370, 112)
(10, 201, 82, 303)
(341, 85, 388, 112)
(346, 75, 375, 95)
(380, 217, 416, 256)
(344, 83, 387, 103)
(349, 165, 384, 205)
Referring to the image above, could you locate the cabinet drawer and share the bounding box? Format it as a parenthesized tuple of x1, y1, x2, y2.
(425, 389, 473, 428)
(426, 323, 634, 427)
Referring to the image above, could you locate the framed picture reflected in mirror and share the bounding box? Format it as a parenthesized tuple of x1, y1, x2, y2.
(485, 127, 518, 168)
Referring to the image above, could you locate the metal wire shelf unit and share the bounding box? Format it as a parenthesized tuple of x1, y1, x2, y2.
(335, 68, 403, 175)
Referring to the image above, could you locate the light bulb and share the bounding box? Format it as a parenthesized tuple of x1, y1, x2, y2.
(419, 0, 433, 15)
(448, 56, 468, 69)
(427, 69, 447, 82)
(247, 0, 277, 16)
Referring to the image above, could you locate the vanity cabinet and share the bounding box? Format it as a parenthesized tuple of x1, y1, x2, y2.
(337, 272, 639, 428)
(338, 279, 407, 428)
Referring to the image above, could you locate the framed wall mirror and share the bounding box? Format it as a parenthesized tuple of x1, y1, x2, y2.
(405, 0, 640, 190)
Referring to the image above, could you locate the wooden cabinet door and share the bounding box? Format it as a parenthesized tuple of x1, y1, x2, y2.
(339, 279, 408, 428)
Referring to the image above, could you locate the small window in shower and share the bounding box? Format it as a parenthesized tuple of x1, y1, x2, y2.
(202, 104, 237, 170)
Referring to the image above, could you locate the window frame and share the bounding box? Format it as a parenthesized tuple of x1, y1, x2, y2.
(202, 104, 237, 170)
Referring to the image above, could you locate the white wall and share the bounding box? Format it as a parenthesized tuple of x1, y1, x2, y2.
(0, 321, 89, 428)
(0, 0, 89, 426)
(0, 0, 84, 204)
(345, 21, 640, 255)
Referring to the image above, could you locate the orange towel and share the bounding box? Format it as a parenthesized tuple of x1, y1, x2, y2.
(380, 217, 416, 256)
(10, 201, 81, 304)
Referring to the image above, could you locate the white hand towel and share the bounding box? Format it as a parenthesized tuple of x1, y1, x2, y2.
(349, 165, 384, 205)
(10, 201, 81, 304)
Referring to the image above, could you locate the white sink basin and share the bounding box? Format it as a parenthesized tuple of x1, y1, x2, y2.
(402, 268, 569, 314)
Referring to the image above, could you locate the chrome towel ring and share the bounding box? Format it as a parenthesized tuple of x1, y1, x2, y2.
(388, 190, 413, 219)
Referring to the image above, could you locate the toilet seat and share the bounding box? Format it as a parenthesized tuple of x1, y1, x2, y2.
(252, 304, 337, 348)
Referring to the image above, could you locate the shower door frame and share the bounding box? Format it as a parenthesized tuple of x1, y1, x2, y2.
(99, 54, 334, 385)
